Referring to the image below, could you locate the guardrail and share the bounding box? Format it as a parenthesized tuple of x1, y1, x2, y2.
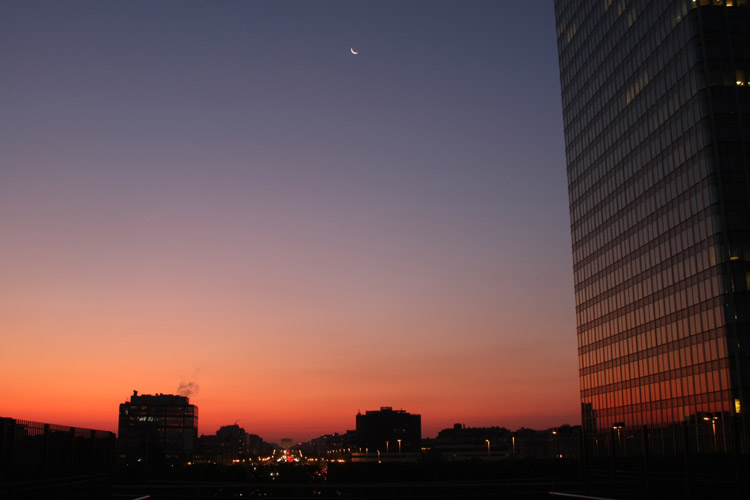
(0, 417, 116, 499)
(549, 492, 620, 500)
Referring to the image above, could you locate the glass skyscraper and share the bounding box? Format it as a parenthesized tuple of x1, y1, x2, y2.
(555, 0, 749, 454)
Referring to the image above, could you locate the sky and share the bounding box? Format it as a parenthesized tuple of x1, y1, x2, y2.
(0, 0, 577, 444)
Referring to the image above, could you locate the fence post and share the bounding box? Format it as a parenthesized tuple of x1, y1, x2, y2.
(0, 419, 7, 488)
(641, 425, 649, 500)
(9, 419, 17, 498)
(682, 421, 690, 500)
(731, 413, 742, 500)
(89, 430, 96, 500)
(609, 428, 616, 498)
(0, 418, 14, 498)
(579, 429, 587, 495)
(43, 423, 50, 498)
(69, 427, 76, 498)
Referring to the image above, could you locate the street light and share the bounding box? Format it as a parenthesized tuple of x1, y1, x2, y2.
(551, 429, 559, 458)
(397, 439, 402, 455)
(485, 439, 490, 458)
(612, 422, 625, 457)
(386, 441, 389, 453)
(511, 433, 516, 459)
(703, 414, 719, 451)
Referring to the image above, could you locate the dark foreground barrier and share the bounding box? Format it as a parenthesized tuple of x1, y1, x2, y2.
(0, 417, 116, 499)
(113, 479, 581, 500)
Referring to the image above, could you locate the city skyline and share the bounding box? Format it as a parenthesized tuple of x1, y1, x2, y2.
(0, 1, 578, 443)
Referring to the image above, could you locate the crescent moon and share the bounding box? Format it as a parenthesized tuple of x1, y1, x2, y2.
(350, 48, 358, 55)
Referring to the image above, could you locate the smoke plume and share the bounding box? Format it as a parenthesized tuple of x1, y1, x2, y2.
(177, 381, 199, 397)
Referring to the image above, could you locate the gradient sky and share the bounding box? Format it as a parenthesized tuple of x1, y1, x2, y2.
(0, 0, 577, 443)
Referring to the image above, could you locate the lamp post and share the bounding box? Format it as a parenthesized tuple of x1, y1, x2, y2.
(386, 441, 389, 453)
(552, 429, 559, 458)
(610, 423, 624, 494)
(512, 433, 516, 459)
(397, 439, 402, 455)
(612, 423, 624, 456)
(703, 414, 718, 451)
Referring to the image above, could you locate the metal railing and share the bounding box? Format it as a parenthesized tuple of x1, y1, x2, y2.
(0, 416, 116, 499)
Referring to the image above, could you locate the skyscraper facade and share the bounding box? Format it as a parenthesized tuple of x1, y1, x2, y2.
(555, 0, 749, 454)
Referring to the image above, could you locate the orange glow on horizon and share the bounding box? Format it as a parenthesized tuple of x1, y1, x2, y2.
(0, 239, 580, 443)
(0, 1, 578, 446)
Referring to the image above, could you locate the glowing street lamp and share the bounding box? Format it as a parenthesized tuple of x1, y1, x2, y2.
(397, 439, 402, 455)
(551, 429, 560, 458)
(612, 422, 625, 456)
(703, 414, 719, 451)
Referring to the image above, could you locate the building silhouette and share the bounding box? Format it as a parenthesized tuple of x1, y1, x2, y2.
(555, 0, 750, 455)
(355, 406, 421, 454)
(426, 424, 511, 460)
(421, 424, 581, 461)
(117, 390, 198, 465)
(302, 430, 356, 459)
(195, 424, 272, 465)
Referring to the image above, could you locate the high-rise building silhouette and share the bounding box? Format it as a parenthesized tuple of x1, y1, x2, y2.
(356, 407, 421, 454)
(117, 390, 198, 464)
(555, 0, 749, 454)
